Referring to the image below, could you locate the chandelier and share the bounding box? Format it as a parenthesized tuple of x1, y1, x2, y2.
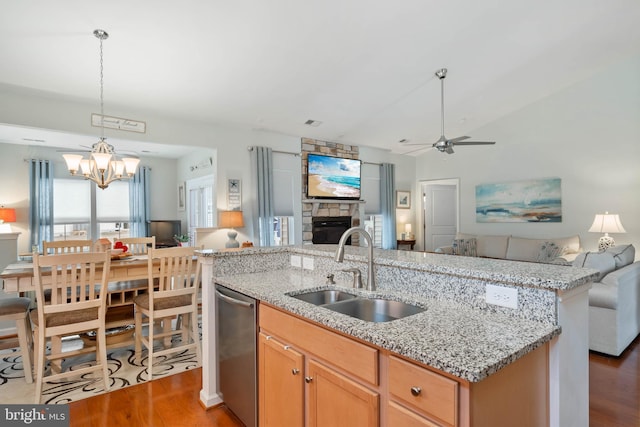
(63, 29, 139, 189)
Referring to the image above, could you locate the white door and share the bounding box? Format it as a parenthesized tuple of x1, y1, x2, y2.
(422, 181, 458, 252)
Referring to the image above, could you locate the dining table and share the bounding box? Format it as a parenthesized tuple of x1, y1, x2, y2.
(0, 254, 159, 349)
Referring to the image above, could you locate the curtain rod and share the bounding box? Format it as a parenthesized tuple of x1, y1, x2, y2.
(247, 147, 300, 157)
(362, 161, 381, 166)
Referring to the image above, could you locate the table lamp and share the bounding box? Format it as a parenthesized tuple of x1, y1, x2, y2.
(0, 207, 16, 233)
(588, 212, 626, 251)
(219, 210, 244, 248)
(405, 223, 412, 240)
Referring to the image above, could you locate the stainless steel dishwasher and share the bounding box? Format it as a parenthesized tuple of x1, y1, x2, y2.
(215, 284, 257, 427)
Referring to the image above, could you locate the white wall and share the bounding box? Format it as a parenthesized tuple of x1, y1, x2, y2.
(415, 54, 640, 253)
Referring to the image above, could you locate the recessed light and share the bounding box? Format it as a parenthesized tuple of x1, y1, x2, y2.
(304, 119, 322, 127)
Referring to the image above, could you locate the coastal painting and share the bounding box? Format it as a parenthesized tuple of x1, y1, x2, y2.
(307, 154, 361, 199)
(476, 177, 562, 223)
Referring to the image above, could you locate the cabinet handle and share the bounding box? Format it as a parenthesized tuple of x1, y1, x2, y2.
(284, 345, 291, 350)
(411, 386, 422, 397)
(292, 368, 300, 375)
(305, 376, 313, 383)
(265, 335, 272, 340)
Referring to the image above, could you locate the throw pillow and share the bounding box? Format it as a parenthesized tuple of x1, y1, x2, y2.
(536, 241, 565, 263)
(573, 251, 616, 281)
(452, 238, 477, 257)
(605, 244, 635, 269)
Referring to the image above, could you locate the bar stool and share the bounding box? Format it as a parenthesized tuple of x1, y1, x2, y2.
(0, 297, 33, 383)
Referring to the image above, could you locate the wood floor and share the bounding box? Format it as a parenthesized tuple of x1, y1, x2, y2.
(68, 336, 640, 427)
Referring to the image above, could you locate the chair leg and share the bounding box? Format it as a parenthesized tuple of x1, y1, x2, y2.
(34, 330, 45, 404)
(147, 314, 154, 379)
(134, 308, 142, 363)
(16, 315, 33, 383)
(191, 308, 202, 365)
(96, 326, 110, 392)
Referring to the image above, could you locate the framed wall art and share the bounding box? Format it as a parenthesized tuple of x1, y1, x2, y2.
(396, 191, 411, 209)
(228, 178, 242, 210)
(178, 182, 186, 211)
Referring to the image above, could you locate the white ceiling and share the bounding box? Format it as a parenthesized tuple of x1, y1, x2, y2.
(1, 0, 639, 158)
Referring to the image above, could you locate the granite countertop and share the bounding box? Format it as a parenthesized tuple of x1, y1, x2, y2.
(213, 267, 561, 383)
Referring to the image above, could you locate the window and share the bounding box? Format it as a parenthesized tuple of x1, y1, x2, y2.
(273, 216, 295, 246)
(53, 178, 131, 241)
(187, 176, 215, 238)
(364, 215, 383, 248)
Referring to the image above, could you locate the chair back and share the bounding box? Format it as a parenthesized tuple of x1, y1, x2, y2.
(32, 252, 110, 332)
(43, 239, 93, 255)
(115, 236, 156, 255)
(148, 246, 199, 305)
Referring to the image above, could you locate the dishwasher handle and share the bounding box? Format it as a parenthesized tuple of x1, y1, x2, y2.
(216, 289, 255, 309)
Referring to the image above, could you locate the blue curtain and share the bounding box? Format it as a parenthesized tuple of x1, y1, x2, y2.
(380, 163, 397, 249)
(251, 147, 274, 247)
(129, 166, 151, 237)
(29, 159, 54, 251)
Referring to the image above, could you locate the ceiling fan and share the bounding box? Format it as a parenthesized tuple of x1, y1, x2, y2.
(403, 68, 496, 154)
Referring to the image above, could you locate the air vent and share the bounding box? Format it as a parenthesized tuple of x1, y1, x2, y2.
(399, 139, 408, 144)
(304, 119, 322, 127)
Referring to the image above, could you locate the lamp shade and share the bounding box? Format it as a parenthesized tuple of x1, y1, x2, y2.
(588, 212, 626, 234)
(0, 208, 16, 223)
(219, 210, 244, 228)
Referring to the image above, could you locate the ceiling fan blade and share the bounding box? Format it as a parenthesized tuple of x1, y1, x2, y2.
(452, 141, 496, 146)
(445, 146, 455, 154)
(399, 141, 432, 146)
(448, 136, 470, 143)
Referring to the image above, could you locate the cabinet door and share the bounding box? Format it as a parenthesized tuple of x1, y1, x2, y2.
(307, 359, 379, 427)
(258, 333, 304, 427)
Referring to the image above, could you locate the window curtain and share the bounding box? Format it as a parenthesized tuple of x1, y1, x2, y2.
(250, 147, 274, 247)
(29, 159, 54, 251)
(129, 166, 151, 237)
(380, 163, 397, 249)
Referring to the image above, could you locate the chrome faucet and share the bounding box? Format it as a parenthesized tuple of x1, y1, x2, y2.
(334, 227, 375, 291)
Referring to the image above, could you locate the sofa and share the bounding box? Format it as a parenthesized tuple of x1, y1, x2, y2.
(579, 244, 640, 356)
(436, 234, 640, 356)
(434, 233, 582, 264)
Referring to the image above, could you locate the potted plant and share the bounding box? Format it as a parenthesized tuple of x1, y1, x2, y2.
(174, 233, 190, 247)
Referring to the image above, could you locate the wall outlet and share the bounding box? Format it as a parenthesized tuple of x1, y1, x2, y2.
(486, 284, 518, 309)
(290, 255, 301, 268)
(302, 257, 314, 270)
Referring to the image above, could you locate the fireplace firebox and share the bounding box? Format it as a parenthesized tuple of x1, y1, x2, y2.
(312, 216, 352, 245)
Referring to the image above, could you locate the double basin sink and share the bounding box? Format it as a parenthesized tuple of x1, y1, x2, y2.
(288, 289, 424, 323)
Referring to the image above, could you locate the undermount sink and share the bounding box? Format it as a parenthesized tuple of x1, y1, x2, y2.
(289, 289, 425, 323)
(324, 298, 425, 323)
(289, 289, 357, 305)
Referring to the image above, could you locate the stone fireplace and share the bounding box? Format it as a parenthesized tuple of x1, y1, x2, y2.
(301, 138, 364, 245)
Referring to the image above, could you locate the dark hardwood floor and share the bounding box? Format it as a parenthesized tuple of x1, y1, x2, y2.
(68, 336, 640, 426)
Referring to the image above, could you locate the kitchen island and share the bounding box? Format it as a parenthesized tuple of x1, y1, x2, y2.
(197, 245, 597, 427)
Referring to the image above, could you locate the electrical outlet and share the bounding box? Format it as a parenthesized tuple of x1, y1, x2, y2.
(290, 255, 301, 268)
(486, 284, 518, 309)
(302, 257, 314, 270)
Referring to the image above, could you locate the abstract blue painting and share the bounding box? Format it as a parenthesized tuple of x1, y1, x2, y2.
(476, 178, 562, 223)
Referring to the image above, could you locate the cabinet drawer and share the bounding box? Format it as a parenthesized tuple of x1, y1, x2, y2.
(388, 355, 458, 426)
(388, 401, 439, 427)
(260, 305, 378, 386)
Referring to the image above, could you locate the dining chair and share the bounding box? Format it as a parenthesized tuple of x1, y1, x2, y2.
(31, 251, 111, 404)
(0, 297, 33, 383)
(114, 236, 156, 255)
(42, 239, 93, 255)
(133, 246, 201, 378)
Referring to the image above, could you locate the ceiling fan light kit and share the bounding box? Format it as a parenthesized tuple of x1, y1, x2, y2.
(62, 29, 140, 189)
(402, 67, 496, 154)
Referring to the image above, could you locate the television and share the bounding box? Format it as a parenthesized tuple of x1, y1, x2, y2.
(307, 153, 361, 200)
(148, 220, 181, 247)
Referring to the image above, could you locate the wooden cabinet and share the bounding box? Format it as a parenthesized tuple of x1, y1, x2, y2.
(258, 333, 304, 427)
(259, 305, 379, 427)
(307, 359, 379, 427)
(388, 355, 458, 426)
(259, 303, 549, 427)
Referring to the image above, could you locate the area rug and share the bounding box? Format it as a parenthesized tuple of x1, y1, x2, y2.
(0, 336, 200, 404)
